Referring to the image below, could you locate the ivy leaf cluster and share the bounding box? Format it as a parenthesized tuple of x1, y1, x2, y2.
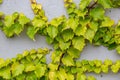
(0, 48, 49, 80)
(0, 0, 120, 79)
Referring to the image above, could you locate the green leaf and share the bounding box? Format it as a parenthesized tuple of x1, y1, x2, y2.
(25, 64, 36, 72)
(32, 17, 45, 28)
(89, 21, 98, 32)
(104, 59, 112, 66)
(75, 25, 87, 36)
(72, 36, 85, 51)
(62, 55, 74, 66)
(59, 41, 71, 51)
(67, 18, 79, 31)
(27, 26, 39, 40)
(94, 67, 101, 74)
(0, 67, 11, 79)
(11, 62, 25, 77)
(98, 0, 113, 8)
(76, 73, 86, 80)
(101, 17, 114, 27)
(101, 65, 109, 73)
(49, 16, 65, 27)
(34, 64, 47, 78)
(26, 72, 37, 80)
(64, 0, 73, 3)
(79, 0, 92, 10)
(18, 13, 30, 26)
(116, 45, 120, 54)
(16, 74, 25, 80)
(84, 28, 95, 43)
(47, 25, 58, 39)
(48, 63, 59, 71)
(74, 9, 87, 19)
(111, 65, 119, 73)
(66, 73, 74, 80)
(67, 47, 80, 58)
(62, 29, 74, 42)
(49, 71, 57, 80)
(46, 36, 54, 44)
(57, 68, 67, 80)
(12, 12, 19, 20)
(87, 76, 96, 80)
(13, 22, 23, 35)
(103, 31, 112, 42)
(115, 21, 120, 34)
(4, 15, 14, 27)
(3, 26, 15, 37)
(0, 0, 2, 4)
(51, 50, 63, 63)
(90, 7, 105, 20)
(93, 60, 102, 67)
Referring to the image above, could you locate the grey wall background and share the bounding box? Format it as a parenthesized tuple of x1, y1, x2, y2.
(0, 0, 120, 80)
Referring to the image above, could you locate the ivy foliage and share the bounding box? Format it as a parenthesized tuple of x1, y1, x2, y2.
(0, 48, 49, 80)
(0, 0, 120, 80)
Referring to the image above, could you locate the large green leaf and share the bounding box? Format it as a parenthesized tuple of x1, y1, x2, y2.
(13, 22, 23, 35)
(87, 76, 96, 80)
(48, 63, 59, 71)
(18, 13, 30, 26)
(98, 0, 113, 8)
(72, 36, 85, 51)
(62, 55, 74, 66)
(67, 18, 79, 31)
(11, 62, 25, 77)
(62, 29, 74, 42)
(47, 25, 58, 39)
(3, 25, 15, 37)
(76, 73, 86, 80)
(0, 67, 11, 79)
(32, 17, 45, 28)
(59, 41, 71, 51)
(79, 0, 92, 10)
(116, 45, 120, 54)
(25, 64, 36, 72)
(67, 47, 80, 58)
(51, 50, 63, 63)
(101, 17, 114, 27)
(26, 72, 37, 80)
(66, 73, 74, 80)
(90, 7, 105, 21)
(4, 15, 14, 27)
(49, 71, 57, 80)
(89, 21, 98, 32)
(34, 64, 47, 78)
(75, 25, 87, 36)
(27, 26, 39, 40)
(57, 68, 67, 80)
(84, 28, 95, 43)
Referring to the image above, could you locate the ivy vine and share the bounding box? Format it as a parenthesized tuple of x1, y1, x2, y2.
(0, 0, 120, 80)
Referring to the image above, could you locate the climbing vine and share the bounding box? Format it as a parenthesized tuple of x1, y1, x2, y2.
(0, 0, 120, 80)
